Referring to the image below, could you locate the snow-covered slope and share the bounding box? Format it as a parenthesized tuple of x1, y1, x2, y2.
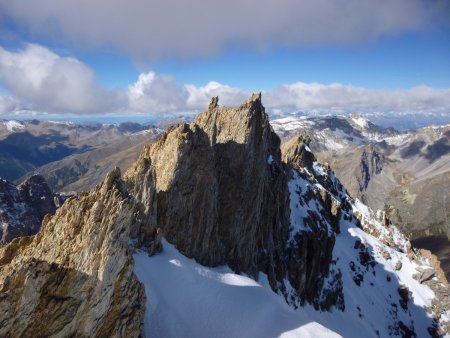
(285, 162, 449, 337)
(271, 115, 398, 149)
(1, 120, 25, 132)
(133, 159, 449, 337)
(134, 239, 339, 338)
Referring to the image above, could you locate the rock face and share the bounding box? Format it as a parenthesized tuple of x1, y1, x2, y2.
(126, 93, 290, 285)
(281, 135, 315, 170)
(357, 145, 384, 192)
(0, 168, 145, 337)
(18, 175, 58, 217)
(0, 175, 65, 244)
(282, 137, 346, 309)
(125, 94, 345, 308)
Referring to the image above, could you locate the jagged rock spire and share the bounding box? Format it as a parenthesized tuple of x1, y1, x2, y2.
(127, 94, 288, 280)
(208, 96, 219, 110)
(281, 134, 316, 171)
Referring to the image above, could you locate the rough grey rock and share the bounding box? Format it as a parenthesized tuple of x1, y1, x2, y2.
(281, 134, 315, 171)
(282, 136, 344, 309)
(414, 268, 436, 283)
(358, 145, 384, 191)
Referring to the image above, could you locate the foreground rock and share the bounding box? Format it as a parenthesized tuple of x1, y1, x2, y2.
(0, 169, 145, 337)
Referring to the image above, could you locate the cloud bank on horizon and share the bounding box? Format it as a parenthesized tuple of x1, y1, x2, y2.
(0, 44, 450, 116)
(0, 0, 449, 117)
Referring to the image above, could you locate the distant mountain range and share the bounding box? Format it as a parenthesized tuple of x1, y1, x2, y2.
(271, 115, 450, 242)
(0, 119, 163, 187)
(270, 110, 450, 131)
(2, 114, 448, 242)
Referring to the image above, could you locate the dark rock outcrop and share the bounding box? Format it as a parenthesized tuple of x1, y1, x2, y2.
(358, 145, 384, 191)
(282, 135, 345, 309)
(281, 135, 315, 171)
(0, 175, 65, 244)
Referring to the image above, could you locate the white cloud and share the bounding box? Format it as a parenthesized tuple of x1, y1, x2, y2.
(0, 0, 438, 60)
(0, 45, 449, 116)
(0, 44, 124, 114)
(126, 74, 249, 114)
(264, 83, 450, 113)
(128, 74, 450, 115)
(0, 96, 21, 115)
(128, 72, 189, 114)
(185, 82, 250, 110)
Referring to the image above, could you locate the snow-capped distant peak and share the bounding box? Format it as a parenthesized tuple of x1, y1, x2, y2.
(350, 116, 369, 129)
(47, 120, 76, 126)
(270, 117, 315, 133)
(3, 120, 25, 132)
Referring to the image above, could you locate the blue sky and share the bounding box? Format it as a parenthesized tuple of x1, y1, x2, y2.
(0, 0, 449, 117)
(66, 27, 450, 91)
(151, 33, 450, 90)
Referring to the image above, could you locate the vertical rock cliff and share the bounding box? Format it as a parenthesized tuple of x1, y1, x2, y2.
(126, 94, 291, 286)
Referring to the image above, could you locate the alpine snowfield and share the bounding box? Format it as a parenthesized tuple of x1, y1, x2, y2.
(134, 239, 339, 338)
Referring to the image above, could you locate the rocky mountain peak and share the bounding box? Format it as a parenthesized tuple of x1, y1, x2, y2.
(194, 92, 271, 147)
(240, 91, 262, 109)
(127, 94, 289, 280)
(281, 134, 316, 170)
(123, 96, 355, 313)
(208, 95, 219, 110)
